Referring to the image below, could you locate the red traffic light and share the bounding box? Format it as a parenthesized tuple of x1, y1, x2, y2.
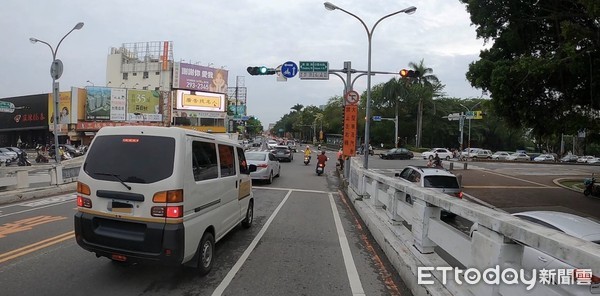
(399, 69, 420, 78)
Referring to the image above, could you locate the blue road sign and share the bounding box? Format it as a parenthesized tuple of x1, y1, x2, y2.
(372, 115, 382, 122)
(281, 61, 298, 78)
(242, 116, 249, 121)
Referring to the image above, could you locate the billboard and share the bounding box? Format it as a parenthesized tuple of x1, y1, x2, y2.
(86, 86, 112, 120)
(0, 94, 48, 130)
(172, 62, 228, 94)
(48, 91, 72, 125)
(126, 89, 162, 122)
(176, 90, 225, 112)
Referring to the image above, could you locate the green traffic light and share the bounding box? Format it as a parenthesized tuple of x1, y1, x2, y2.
(259, 66, 267, 74)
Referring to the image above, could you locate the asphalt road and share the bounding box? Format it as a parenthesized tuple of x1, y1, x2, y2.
(367, 155, 600, 221)
(0, 150, 412, 296)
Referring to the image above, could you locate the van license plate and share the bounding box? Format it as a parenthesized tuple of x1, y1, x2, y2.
(111, 201, 133, 214)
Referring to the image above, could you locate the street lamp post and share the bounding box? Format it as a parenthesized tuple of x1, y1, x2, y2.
(30, 22, 84, 165)
(324, 2, 416, 169)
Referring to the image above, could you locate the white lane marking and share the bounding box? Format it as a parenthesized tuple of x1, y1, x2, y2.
(329, 193, 365, 296)
(211, 190, 293, 296)
(0, 193, 75, 209)
(254, 186, 337, 194)
(0, 199, 75, 218)
(20, 195, 76, 207)
(479, 168, 554, 188)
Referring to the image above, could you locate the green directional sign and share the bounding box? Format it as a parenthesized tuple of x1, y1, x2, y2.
(0, 101, 15, 113)
(299, 61, 329, 80)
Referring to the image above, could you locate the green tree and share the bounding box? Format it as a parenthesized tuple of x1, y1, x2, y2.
(408, 59, 444, 148)
(460, 0, 600, 143)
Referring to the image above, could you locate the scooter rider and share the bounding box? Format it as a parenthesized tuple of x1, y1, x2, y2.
(304, 145, 312, 161)
(317, 151, 327, 168)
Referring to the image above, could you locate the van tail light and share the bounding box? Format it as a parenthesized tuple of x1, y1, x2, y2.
(454, 192, 463, 199)
(151, 206, 183, 218)
(77, 196, 92, 208)
(77, 182, 91, 195)
(257, 164, 268, 168)
(153, 189, 183, 203)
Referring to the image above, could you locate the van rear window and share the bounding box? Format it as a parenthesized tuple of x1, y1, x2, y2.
(84, 135, 175, 183)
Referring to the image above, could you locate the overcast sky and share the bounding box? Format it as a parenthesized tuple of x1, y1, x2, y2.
(1, 0, 488, 126)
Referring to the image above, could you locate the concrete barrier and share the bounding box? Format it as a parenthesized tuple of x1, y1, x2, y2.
(344, 157, 600, 296)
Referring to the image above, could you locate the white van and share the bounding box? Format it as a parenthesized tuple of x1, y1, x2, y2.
(74, 126, 256, 274)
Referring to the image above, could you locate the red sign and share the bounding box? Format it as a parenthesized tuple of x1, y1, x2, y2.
(345, 90, 360, 105)
(343, 105, 358, 157)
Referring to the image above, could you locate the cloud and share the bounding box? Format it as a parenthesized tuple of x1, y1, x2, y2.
(1, 0, 487, 126)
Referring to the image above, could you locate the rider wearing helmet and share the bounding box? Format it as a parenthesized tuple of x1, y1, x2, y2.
(317, 150, 327, 166)
(304, 145, 312, 160)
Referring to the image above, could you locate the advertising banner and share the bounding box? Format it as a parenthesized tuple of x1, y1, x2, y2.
(126, 89, 162, 122)
(172, 109, 227, 119)
(48, 91, 72, 125)
(0, 94, 48, 130)
(86, 86, 111, 120)
(172, 62, 228, 94)
(176, 90, 225, 112)
(228, 105, 246, 115)
(110, 88, 127, 121)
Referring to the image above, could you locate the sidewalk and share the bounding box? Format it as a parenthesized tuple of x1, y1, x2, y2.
(0, 183, 77, 205)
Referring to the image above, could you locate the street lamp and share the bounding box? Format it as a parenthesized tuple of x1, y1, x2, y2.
(30, 22, 84, 165)
(324, 2, 416, 169)
(86, 80, 94, 86)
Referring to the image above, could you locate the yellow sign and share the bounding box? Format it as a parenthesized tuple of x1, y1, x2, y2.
(473, 110, 483, 120)
(183, 94, 222, 109)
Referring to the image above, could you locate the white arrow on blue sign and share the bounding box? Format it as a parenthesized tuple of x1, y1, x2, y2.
(372, 115, 382, 121)
(281, 61, 298, 78)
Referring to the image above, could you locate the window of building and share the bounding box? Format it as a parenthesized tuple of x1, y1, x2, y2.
(155, 72, 160, 75)
(154, 87, 160, 91)
(143, 71, 149, 79)
(123, 73, 128, 80)
(132, 72, 137, 76)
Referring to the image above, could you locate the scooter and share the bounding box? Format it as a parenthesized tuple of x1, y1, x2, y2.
(316, 163, 325, 176)
(583, 174, 600, 197)
(304, 155, 310, 165)
(36, 152, 49, 163)
(17, 152, 31, 166)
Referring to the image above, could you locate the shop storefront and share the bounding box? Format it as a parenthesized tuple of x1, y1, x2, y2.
(0, 94, 50, 148)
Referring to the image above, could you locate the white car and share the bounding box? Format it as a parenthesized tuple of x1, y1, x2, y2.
(491, 151, 511, 160)
(422, 148, 453, 160)
(506, 152, 529, 161)
(470, 149, 493, 159)
(246, 151, 281, 184)
(267, 140, 278, 149)
(533, 154, 555, 162)
(471, 211, 600, 296)
(578, 155, 596, 163)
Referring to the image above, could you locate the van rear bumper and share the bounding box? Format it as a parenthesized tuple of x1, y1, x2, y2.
(74, 212, 185, 265)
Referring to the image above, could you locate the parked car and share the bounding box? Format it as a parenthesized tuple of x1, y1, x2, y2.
(491, 151, 511, 160)
(470, 149, 493, 159)
(506, 152, 529, 161)
(245, 151, 281, 184)
(578, 155, 596, 163)
(0, 153, 12, 166)
(533, 154, 556, 162)
(380, 148, 414, 160)
(587, 157, 600, 164)
(528, 152, 542, 161)
(0, 147, 18, 161)
(422, 148, 453, 160)
(560, 154, 579, 162)
(471, 211, 600, 296)
(5, 147, 24, 157)
(271, 145, 294, 162)
(394, 166, 462, 218)
(461, 147, 482, 158)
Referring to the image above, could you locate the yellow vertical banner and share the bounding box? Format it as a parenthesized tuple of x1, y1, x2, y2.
(48, 91, 72, 125)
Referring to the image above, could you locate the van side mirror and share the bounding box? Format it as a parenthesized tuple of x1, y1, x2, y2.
(248, 164, 257, 174)
(394, 173, 400, 177)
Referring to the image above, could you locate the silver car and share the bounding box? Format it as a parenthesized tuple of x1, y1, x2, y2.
(472, 211, 600, 295)
(0, 147, 18, 161)
(245, 151, 281, 184)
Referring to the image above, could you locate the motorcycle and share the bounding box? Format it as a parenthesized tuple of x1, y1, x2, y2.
(36, 152, 49, 163)
(304, 155, 310, 165)
(316, 163, 325, 176)
(317, 144, 322, 150)
(17, 151, 31, 166)
(583, 175, 600, 197)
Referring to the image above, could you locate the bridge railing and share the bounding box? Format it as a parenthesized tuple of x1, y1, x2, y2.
(345, 157, 600, 296)
(0, 162, 81, 191)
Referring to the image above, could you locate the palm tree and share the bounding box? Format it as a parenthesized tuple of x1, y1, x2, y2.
(382, 78, 411, 147)
(409, 59, 442, 147)
(290, 104, 304, 113)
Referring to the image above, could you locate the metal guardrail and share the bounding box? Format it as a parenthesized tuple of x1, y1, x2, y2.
(0, 160, 82, 191)
(345, 157, 600, 296)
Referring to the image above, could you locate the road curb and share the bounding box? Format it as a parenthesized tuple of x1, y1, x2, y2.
(552, 177, 584, 193)
(0, 182, 77, 205)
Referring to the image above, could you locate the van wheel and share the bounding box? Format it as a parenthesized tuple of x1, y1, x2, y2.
(242, 201, 253, 228)
(266, 172, 273, 184)
(197, 232, 214, 276)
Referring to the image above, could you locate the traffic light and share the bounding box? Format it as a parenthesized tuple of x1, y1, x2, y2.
(399, 69, 420, 78)
(247, 66, 276, 75)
